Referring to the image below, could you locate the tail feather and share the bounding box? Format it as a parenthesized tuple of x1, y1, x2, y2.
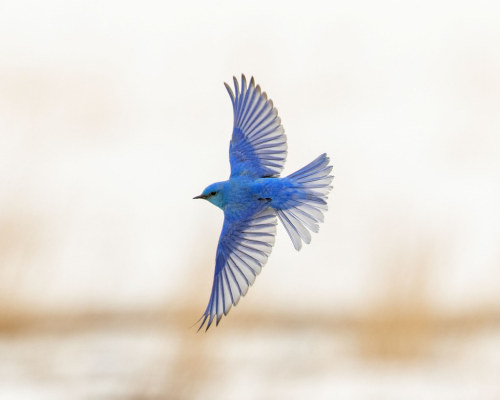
(277, 209, 311, 250)
(277, 153, 333, 250)
(287, 206, 319, 233)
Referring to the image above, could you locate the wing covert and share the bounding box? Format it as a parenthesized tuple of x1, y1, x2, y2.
(225, 75, 287, 178)
(198, 208, 277, 331)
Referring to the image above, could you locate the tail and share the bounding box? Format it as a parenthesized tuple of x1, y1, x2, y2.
(277, 153, 333, 250)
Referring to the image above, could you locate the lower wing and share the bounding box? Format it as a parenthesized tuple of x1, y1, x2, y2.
(198, 208, 277, 331)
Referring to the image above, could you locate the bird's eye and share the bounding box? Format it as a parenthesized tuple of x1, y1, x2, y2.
(209, 191, 217, 196)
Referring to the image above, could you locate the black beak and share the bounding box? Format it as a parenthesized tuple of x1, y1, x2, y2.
(193, 194, 207, 200)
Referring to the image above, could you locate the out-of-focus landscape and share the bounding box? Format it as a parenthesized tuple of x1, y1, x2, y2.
(1, 1, 500, 399)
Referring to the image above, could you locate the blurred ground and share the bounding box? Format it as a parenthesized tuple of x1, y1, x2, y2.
(1, 0, 500, 398)
(1, 307, 500, 399)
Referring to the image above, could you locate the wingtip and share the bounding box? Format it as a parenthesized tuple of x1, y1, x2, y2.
(224, 81, 235, 103)
(198, 313, 214, 332)
(196, 314, 209, 333)
(206, 314, 215, 331)
(195, 311, 225, 331)
(241, 74, 247, 92)
(233, 76, 240, 96)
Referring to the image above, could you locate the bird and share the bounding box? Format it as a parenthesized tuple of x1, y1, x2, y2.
(194, 74, 333, 331)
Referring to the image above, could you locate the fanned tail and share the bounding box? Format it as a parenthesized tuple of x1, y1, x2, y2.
(277, 153, 333, 250)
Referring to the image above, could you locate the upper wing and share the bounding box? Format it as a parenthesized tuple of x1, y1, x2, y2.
(225, 75, 287, 178)
(198, 208, 277, 331)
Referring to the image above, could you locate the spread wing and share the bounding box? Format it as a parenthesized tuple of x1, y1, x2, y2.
(198, 208, 277, 331)
(225, 75, 287, 178)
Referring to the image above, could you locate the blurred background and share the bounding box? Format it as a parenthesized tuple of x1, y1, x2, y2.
(1, 0, 500, 398)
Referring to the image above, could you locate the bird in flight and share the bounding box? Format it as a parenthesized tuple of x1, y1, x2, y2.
(194, 75, 333, 330)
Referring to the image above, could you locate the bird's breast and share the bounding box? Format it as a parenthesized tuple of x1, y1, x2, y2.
(224, 178, 255, 203)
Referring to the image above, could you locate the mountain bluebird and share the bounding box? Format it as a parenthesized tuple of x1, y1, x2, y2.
(194, 75, 333, 330)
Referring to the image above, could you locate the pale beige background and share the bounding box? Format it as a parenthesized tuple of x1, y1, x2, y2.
(1, 1, 499, 399)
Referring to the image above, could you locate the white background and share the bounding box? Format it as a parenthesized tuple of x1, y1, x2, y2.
(1, 0, 499, 320)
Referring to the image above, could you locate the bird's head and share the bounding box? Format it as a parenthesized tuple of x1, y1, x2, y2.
(193, 182, 225, 209)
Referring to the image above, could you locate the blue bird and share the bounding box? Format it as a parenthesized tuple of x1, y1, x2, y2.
(194, 75, 333, 330)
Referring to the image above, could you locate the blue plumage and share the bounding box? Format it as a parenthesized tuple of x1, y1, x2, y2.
(194, 75, 333, 330)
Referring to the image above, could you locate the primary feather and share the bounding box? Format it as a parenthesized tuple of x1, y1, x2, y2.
(226, 75, 287, 178)
(198, 208, 277, 331)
